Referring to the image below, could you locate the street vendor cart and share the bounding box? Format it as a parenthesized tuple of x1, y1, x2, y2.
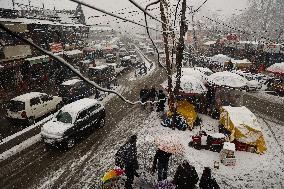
(219, 106, 267, 154)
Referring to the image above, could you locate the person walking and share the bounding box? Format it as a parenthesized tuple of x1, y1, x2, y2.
(139, 86, 149, 109)
(148, 87, 157, 110)
(152, 149, 172, 181)
(156, 90, 166, 117)
(173, 161, 199, 189)
(115, 135, 139, 189)
(199, 167, 220, 189)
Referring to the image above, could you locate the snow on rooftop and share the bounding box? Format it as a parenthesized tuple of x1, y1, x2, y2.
(26, 55, 49, 61)
(61, 98, 99, 116)
(61, 79, 81, 86)
(231, 59, 251, 64)
(89, 65, 108, 69)
(222, 106, 262, 131)
(64, 49, 83, 56)
(12, 92, 45, 102)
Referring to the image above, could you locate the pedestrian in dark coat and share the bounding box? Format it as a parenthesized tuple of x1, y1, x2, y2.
(199, 167, 220, 189)
(173, 161, 199, 189)
(140, 86, 149, 109)
(115, 135, 139, 189)
(156, 90, 166, 114)
(152, 149, 172, 181)
(148, 87, 157, 110)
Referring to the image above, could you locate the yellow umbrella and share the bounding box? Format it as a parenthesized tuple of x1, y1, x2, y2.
(101, 168, 125, 183)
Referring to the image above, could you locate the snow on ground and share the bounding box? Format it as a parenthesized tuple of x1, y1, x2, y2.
(32, 108, 284, 189)
(0, 134, 41, 161)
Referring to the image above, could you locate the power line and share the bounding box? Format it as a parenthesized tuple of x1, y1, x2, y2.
(68, 0, 160, 32)
(128, 0, 163, 24)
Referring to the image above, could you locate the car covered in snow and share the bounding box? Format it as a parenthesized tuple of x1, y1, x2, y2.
(41, 98, 106, 148)
(59, 78, 96, 103)
(146, 47, 155, 55)
(118, 48, 128, 58)
(6, 92, 62, 125)
(105, 53, 117, 63)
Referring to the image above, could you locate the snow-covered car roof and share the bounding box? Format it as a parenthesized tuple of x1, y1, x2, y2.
(122, 56, 131, 60)
(61, 98, 101, 116)
(89, 65, 108, 70)
(12, 92, 46, 102)
(61, 79, 82, 86)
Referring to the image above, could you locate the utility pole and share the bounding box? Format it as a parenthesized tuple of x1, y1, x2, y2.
(12, 0, 15, 10)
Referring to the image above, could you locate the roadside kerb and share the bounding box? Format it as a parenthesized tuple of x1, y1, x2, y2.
(0, 114, 53, 154)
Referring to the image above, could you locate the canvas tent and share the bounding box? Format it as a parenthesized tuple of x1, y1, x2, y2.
(219, 106, 267, 154)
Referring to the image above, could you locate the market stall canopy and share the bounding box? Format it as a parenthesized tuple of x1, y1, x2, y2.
(173, 68, 207, 83)
(230, 59, 252, 69)
(207, 71, 248, 88)
(266, 62, 284, 76)
(220, 106, 267, 154)
(162, 75, 208, 95)
(209, 54, 232, 65)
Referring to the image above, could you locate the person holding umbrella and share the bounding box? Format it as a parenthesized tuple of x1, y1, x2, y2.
(115, 135, 139, 189)
(152, 134, 184, 181)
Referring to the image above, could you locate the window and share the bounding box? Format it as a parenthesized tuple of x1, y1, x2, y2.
(30, 97, 41, 106)
(77, 110, 88, 120)
(8, 100, 25, 112)
(40, 95, 50, 102)
(56, 110, 72, 124)
(89, 104, 101, 113)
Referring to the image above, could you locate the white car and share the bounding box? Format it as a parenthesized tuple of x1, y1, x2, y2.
(231, 70, 262, 91)
(6, 92, 62, 124)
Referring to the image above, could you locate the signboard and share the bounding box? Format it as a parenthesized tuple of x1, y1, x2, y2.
(4, 45, 31, 59)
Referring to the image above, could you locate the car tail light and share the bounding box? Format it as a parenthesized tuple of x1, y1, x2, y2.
(21, 111, 27, 118)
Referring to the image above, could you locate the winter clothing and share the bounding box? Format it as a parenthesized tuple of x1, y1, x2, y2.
(149, 87, 157, 110)
(152, 149, 172, 181)
(157, 90, 166, 112)
(199, 167, 220, 189)
(140, 88, 149, 104)
(173, 162, 199, 189)
(115, 135, 139, 189)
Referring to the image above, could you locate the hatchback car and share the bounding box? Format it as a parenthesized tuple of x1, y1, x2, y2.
(6, 92, 62, 124)
(59, 79, 95, 103)
(105, 54, 117, 63)
(41, 98, 106, 148)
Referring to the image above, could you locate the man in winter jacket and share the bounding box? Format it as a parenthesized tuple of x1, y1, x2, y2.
(199, 167, 220, 189)
(173, 161, 199, 189)
(152, 149, 172, 181)
(140, 86, 149, 109)
(115, 135, 139, 189)
(156, 90, 166, 114)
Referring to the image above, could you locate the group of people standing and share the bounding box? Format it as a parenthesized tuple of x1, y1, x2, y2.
(115, 135, 219, 189)
(139, 86, 166, 115)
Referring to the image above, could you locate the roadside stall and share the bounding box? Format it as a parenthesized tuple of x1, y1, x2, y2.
(225, 59, 252, 70)
(266, 62, 284, 78)
(219, 106, 267, 154)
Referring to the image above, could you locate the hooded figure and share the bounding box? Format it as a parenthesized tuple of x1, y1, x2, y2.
(140, 86, 149, 108)
(115, 135, 139, 189)
(199, 167, 220, 189)
(173, 161, 199, 189)
(156, 90, 166, 113)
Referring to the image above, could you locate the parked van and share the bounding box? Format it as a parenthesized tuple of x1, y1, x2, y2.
(41, 98, 106, 148)
(88, 65, 116, 87)
(6, 92, 62, 124)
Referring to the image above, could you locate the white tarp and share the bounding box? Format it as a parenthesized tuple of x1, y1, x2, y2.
(207, 71, 248, 88)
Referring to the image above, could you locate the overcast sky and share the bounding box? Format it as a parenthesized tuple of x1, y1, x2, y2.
(1, 0, 248, 31)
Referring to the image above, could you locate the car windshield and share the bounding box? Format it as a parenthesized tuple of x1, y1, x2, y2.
(8, 100, 25, 112)
(56, 110, 73, 124)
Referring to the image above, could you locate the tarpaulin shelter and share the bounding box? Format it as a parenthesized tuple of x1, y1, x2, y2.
(176, 100, 197, 129)
(219, 106, 267, 154)
(266, 62, 284, 77)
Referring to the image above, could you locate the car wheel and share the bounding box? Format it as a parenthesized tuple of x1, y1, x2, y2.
(56, 102, 63, 110)
(28, 117, 35, 125)
(99, 118, 105, 128)
(66, 138, 75, 149)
